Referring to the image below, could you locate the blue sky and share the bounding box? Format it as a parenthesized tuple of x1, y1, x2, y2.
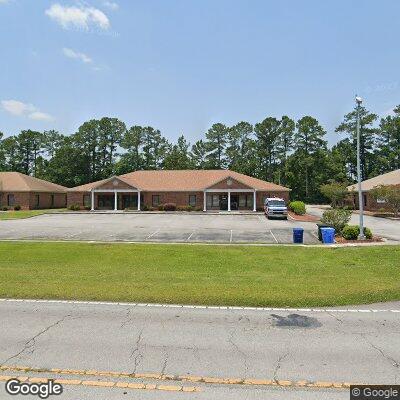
(0, 0, 399, 146)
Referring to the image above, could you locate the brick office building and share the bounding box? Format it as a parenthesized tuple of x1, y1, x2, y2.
(0, 172, 67, 210)
(347, 169, 400, 211)
(67, 170, 290, 211)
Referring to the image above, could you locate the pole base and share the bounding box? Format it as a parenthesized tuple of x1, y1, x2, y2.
(358, 235, 366, 240)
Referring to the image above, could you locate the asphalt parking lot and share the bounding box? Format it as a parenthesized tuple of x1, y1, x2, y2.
(0, 213, 320, 244)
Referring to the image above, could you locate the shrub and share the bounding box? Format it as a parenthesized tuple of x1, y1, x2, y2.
(13, 205, 21, 211)
(289, 201, 306, 215)
(158, 204, 164, 211)
(84, 206, 91, 211)
(142, 205, 149, 211)
(320, 208, 352, 235)
(370, 185, 400, 217)
(148, 207, 156, 211)
(68, 204, 80, 211)
(320, 182, 349, 208)
(342, 225, 373, 240)
(194, 207, 203, 212)
(2, 207, 8, 211)
(163, 203, 176, 211)
(177, 205, 193, 212)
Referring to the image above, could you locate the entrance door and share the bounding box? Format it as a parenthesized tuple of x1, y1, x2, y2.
(122, 194, 137, 209)
(97, 194, 113, 209)
(219, 195, 228, 210)
(230, 195, 238, 210)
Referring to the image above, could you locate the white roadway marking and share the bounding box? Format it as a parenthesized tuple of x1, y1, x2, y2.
(0, 298, 399, 313)
(186, 231, 194, 241)
(230, 230, 233, 243)
(270, 230, 279, 243)
(146, 229, 160, 239)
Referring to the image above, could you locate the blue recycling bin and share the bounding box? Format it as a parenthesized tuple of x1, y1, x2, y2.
(320, 227, 335, 244)
(293, 228, 304, 244)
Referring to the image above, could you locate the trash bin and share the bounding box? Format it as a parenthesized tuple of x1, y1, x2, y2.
(320, 227, 335, 244)
(293, 227, 304, 244)
(316, 223, 334, 241)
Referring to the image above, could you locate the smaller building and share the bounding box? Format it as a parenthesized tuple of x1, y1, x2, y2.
(347, 169, 400, 211)
(0, 172, 67, 210)
(67, 170, 290, 212)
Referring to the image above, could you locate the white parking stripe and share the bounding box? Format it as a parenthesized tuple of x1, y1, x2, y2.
(230, 230, 233, 243)
(186, 232, 194, 241)
(0, 298, 399, 313)
(270, 230, 278, 243)
(146, 230, 160, 239)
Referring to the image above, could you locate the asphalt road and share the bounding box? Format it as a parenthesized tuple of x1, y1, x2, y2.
(0, 213, 320, 244)
(1, 300, 399, 399)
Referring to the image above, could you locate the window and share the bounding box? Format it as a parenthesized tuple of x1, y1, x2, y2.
(189, 195, 196, 207)
(7, 194, 15, 206)
(212, 195, 219, 207)
(152, 195, 160, 207)
(363, 194, 368, 207)
(35, 195, 40, 207)
(239, 195, 246, 207)
(206, 195, 212, 208)
(51, 194, 55, 207)
(83, 194, 91, 207)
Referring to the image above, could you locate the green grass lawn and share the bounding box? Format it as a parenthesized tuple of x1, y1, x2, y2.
(0, 209, 67, 220)
(0, 242, 399, 307)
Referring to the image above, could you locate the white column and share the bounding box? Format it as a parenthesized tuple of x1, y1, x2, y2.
(253, 190, 257, 211)
(228, 191, 231, 211)
(137, 191, 141, 211)
(114, 190, 118, 211)
(91, 190, 94, 211)
(203, 191, 207, 211)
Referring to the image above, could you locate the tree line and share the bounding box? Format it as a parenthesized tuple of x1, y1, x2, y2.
(0, 105, 399, 202)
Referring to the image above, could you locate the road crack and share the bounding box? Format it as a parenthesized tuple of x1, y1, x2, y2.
(362, 335, 399, 369)
(273, 352, 289, 382)
(1, 314, 71, 365)
(130, 328, 144, 374)
(228, 328, 249, 375)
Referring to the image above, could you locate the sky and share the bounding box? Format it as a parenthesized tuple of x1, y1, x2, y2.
(0, 0, 399, 146)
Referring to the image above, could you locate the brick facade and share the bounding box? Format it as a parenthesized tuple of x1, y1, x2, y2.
(0, 192, 66, 210)
(67, 189, 289, 211)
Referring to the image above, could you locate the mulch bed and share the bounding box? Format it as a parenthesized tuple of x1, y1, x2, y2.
(335, 236, 384, 244)
(288, 212, 320, 222)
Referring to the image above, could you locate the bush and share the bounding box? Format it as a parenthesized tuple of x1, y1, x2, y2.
(13, 205, 21, 211)
(320, 182, 349, 208)
(163, 203, 176, 211)
(84, 206, 91, 211)
(320, 208, 352, 235)
(142, 205, 149, 211)
(194, 207, 203, 212)
(158, 204, 164, 211)
(68, 204, 80, 211)
(2, 207, 8, 211)
(148, 207, 156, 211)
(289, 201, 306, 215)
(177, 205, 193, 212)
(342, 225, 373, 240)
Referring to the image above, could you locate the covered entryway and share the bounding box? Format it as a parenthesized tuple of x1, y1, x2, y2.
(203, 176, 257, 212)
(90, 177, 141, 211)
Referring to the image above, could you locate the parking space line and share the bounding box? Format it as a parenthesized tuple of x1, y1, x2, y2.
(270, 230, 279, 243)
(186, 232, 194, 241)
(230, 230, 233, 243)
(146, 230, 160, 239)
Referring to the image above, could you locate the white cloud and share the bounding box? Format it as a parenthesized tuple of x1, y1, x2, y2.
(103, 1, 118, 10)
(63, 47, 92, 63)
(45, 3, 110, 30)
(1, 100, 35, 116)
(28, 111, 54, 121)
(1, 100, 54, 121)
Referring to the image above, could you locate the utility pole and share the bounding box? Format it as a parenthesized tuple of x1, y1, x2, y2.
(355, 95, 365, 240)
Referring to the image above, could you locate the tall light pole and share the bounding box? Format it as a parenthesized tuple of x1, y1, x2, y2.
(355, 95, 365, 240)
